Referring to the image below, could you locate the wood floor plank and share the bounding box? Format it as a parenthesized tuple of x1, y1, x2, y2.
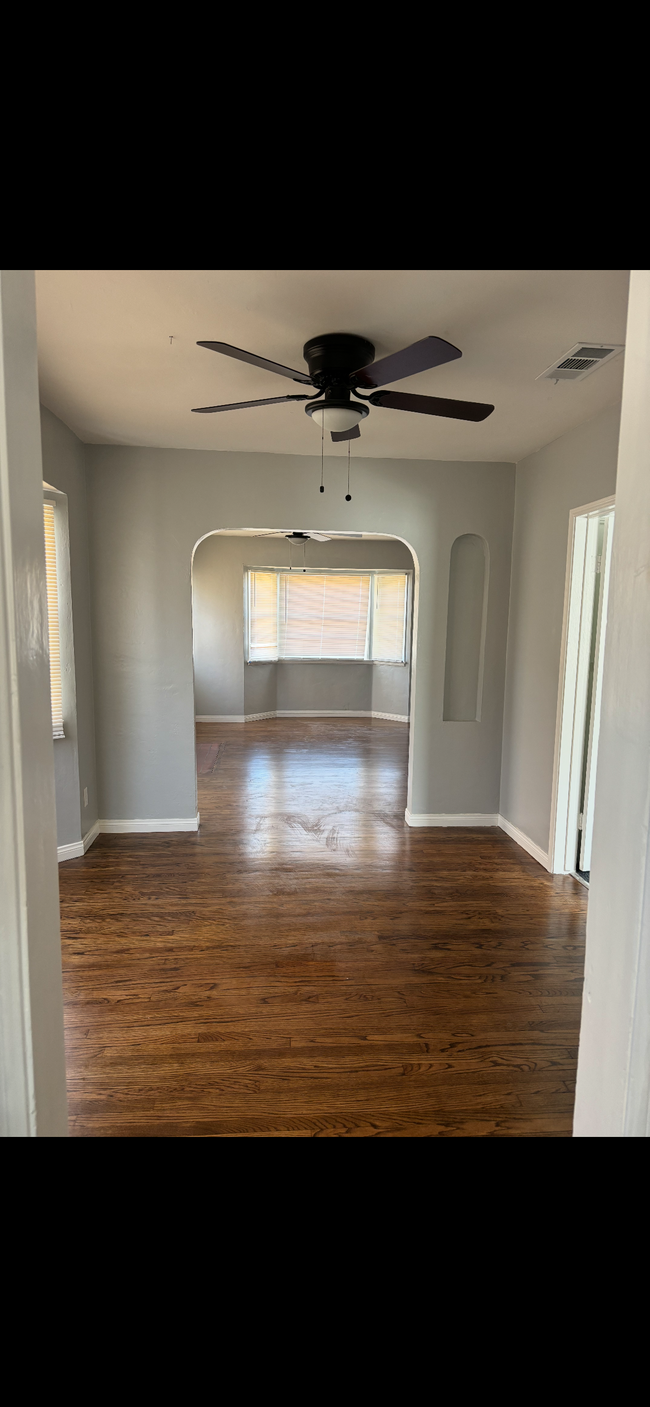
(58, 719, 588, 1136)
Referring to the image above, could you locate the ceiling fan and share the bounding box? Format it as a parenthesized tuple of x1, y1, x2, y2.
(253, 530, 333, 542)
(192, 333, 494, 441)
(250, 528, 364, 568)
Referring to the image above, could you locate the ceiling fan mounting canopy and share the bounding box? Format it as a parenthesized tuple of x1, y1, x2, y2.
(302, 333, 376, 384)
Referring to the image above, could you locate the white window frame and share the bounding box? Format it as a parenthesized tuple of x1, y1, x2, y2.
(43, 487, 65, 739)
(244, 567, 412, 665)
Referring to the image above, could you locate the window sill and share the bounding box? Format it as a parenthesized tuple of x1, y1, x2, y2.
(246, 658, 407, 666)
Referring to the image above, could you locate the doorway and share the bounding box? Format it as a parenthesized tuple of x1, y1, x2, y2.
(190, 529, 415, 728)
(550, 497, 615, 881)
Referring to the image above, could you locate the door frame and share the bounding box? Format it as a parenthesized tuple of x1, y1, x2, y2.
(548, 495, 616, 876)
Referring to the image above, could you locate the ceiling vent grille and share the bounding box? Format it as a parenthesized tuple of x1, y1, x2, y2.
(537, 343, 624, 383)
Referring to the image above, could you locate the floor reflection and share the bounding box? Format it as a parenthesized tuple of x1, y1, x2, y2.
(214, 720, 409, 862)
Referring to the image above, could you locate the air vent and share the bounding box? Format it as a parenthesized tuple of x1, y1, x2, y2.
(537, 342, 624, 383)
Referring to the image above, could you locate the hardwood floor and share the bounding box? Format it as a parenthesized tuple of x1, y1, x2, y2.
(59, 719, 587, 1137)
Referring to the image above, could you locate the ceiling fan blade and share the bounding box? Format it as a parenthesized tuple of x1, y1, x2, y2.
(369, 390, 494, 422)
(197, 341, 312, 385)
(352, 336, 462, 389)
(308, 532, 331, 542)
(330, 423, 361, 442)
(192, 394, 309, 413)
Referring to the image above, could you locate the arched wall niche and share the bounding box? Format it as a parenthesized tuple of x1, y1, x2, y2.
(443, 533, 489, 723)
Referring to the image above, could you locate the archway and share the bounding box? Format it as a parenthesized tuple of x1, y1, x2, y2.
(190, 527, 420, 820)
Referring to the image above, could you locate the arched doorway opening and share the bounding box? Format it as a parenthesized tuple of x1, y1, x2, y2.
(190, 527, 419, 842)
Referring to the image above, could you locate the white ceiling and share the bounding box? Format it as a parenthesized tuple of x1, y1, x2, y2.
(35, 270, 630, 462)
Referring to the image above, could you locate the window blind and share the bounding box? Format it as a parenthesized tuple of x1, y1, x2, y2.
(371, 572, 407, 662)
(280, 573, 371, 659)
(43, 502, 64, 738)
(247, 570, 409, 663)
(248, 570, 278, 660)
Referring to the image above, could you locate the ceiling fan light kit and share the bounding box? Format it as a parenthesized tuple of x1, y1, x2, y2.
(306, 401, 368, 433)
(192, 331, 495, 453)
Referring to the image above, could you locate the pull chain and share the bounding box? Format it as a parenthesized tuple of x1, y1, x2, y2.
(320, 417, 325, 492)
(345, 440, 352, 501)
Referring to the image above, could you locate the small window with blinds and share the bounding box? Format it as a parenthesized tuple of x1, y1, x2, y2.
(246, 569, 410, 663)
(43, 501, 64, 738)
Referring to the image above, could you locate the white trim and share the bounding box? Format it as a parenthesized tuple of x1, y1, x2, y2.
(57, 839, 84, 862)
(579, 514, 614, 872)
(405, 810, 499, 827)
(56, 821, 104, 861)
(277, 710, 372, 718)
(98, 816, 200, 834)
(548, 495, 616, 873)
(196, 714, 247, 722)
(403, 809, 551, 871)
(59, 817, 199, 853)
(572, 271, 650, 1136)
(1, 274, 68, 1134)
(83, 820, 100, 852)
(196, 710, 409, 723)
(497, 815, 551, 870)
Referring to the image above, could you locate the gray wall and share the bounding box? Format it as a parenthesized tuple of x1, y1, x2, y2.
(275, 661, 375, 712)
(40, 407, 98, 843)
(192, 533, 413, 718)
(372, 663, 411, 717)
(192, 534, 245, 717)
(85, 447, 515, 822)
(500, 403, 621, 853)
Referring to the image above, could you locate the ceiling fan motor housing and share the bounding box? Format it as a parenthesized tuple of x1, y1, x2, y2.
(302, 333, 375, 386)
(303, 335, 375, 432)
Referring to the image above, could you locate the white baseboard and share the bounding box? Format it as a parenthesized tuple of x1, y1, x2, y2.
(497, 815, 550, 870)
(57, 838, 85, 862)
(196, 714, 247, 722)
(276, 710, 409, 722)
(83, 820, 100, 852)
(59, 816, 200, 856)
(58, 818, 101, 862)
(276, 710, 370, 717)
(403, 808, 551, 870)
(405, 810, 499, 827)
(196, 710, 409, 722)
(98, 816, 200, 834)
